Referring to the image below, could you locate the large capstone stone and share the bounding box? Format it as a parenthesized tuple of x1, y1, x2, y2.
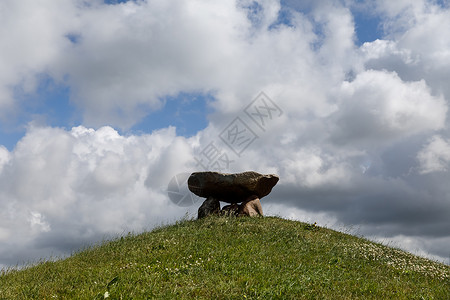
(188, 171, 279, 203)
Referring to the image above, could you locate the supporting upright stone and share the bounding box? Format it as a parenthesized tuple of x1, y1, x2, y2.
(221, 203, 240, 216)
(190, 171, 279, 219)
(238, 195, 263, 217)
(197, 196, 220, 219)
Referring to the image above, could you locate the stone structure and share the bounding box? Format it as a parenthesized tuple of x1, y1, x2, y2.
(188, 171, 279, 219)
(238, 195, 263, 217)
(197, 196, 220, 219)
(188, 171, 279, 202)
(221, 203, 240, 216)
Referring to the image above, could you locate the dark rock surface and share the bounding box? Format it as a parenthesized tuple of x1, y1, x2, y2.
(221, 203, 240, 216)
(198, 196, 220, 219)
(188, 171, 279, 203)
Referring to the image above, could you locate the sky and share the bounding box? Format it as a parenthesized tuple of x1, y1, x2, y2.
(1, 0, 450, 268)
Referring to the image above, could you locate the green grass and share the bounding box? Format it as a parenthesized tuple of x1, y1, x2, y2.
(1, 216, 449, 299)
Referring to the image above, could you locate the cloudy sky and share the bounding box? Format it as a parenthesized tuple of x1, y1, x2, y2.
(1, 0, 450, 268)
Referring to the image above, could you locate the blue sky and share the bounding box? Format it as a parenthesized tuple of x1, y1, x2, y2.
(1, 0, 450, 268)
(0, 73, 213, 150)
(0, 81, 215, 150)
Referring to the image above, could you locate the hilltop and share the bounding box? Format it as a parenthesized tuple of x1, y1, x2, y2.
(0, 216, 449, 299)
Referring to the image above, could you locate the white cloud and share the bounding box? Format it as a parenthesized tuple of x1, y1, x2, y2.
(28, 211, 51, 233)
(56, 0, 255, 127)
(398, 5, 450, 62)
(329, 70, 447, 146)
(279, 147, 352, 188)
(417, 135, 450, 173)
(0, 124, 197, 266)
(360, 39, 414, 63)
(1, 0, 348, 129)
(0, 0, 77, 115)
(0, 146, 10, 173)
(365, 1, 450, 99)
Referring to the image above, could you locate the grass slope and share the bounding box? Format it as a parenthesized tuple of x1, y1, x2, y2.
(0, 216, 449, 299)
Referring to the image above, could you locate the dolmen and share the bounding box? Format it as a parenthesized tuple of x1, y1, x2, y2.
(187, 171, 279, 219)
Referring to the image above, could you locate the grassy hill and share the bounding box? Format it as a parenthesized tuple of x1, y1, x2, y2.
(0, 216, 449, 299)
